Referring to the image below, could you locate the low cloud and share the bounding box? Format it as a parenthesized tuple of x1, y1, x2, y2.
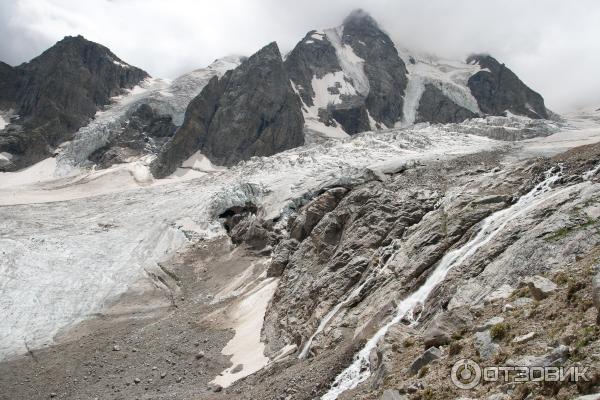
(1, 0, 599, 112)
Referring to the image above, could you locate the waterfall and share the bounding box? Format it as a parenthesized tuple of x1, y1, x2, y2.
(298, 277, 374, 359)
(321, 166, 568, 399)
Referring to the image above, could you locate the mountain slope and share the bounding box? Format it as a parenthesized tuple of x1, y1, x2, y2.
(467, 54, 549, 119)
(0, 35, 148, 171)
(151, 42, 304, 177)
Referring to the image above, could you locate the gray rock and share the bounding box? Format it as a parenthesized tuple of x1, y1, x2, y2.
(341, 10, 408, 128)
(284, 30, 340, 107)
(89, 103, 176, 168)
(572, 394, 600, 400)
(476, 317, 505, 332)
(523, 275, 558, 300)
(423, 326, 450, 349)
(484, 284, 513, 303)
(416, 84, 477, 124)
(487, 394, 510, 400)
(380, 389, 407, 400)
(474, 330, 499, 360)
(152, 42, 304, 176)
(231, 364, 243, 373)
(512, 332, 535, 344)
(467, 54, 548, 119)
(408, 347, 441, 376)
(509, 345, 569, 367)
(267, 239, 299, 277)
(593, 265, 600, 324)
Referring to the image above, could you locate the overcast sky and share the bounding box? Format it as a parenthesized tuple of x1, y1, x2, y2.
(1, 0, 598, 112)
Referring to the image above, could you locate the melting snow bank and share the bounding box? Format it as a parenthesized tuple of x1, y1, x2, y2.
(321, 165, 592, 399)
(211, 277, 279, 388)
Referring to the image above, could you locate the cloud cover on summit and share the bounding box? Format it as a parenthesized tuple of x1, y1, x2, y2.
(1, 0, 599, 112)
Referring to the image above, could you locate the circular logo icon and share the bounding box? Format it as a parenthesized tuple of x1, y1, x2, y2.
(451, 358, 482, 389)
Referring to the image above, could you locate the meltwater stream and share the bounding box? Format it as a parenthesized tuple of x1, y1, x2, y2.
(321, 166, 569, 399)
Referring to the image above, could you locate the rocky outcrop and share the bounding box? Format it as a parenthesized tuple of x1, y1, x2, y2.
(341, 9, 408, 128)
(284, 9, 408, 136)
(151, 42, 304, 177)
(416, 84, 478, 124)
(467, 54, 548, 119)
(0, 35, 149, 171)
(89, 103, 176, 168)
(284, 31, 340, 107)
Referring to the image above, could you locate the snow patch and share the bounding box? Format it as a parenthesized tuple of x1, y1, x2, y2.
(397, 48, 482, 126)
(325, 26, 369, 96)
(311, 71, 358, 108)
(211, 278, 279, 388)
(311, 31, 325, 41)
(0, 114, 7, 130)
(181, 151, 226, 172)
(0, 157, 58, 189)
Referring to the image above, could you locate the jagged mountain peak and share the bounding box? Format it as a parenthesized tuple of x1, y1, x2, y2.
(342, 9, 379, 30)
(467, 53, 502, 70)
(245, 41, 282, 64)
(20, 34, 142, 74)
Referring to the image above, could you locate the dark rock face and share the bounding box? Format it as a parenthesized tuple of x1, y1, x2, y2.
(327, 102, 371, 134)
(341, 9, 408, 128)
(467, 54, 548, 119)
(0, 62, 21, 110)
(284, 31, 340, 107)
(152, 42, 304, 177)
(283, 9, 408, 136)
(416, 84, 477, 124)
(89, 103, 176, 168)
(0, 35, 148, 171)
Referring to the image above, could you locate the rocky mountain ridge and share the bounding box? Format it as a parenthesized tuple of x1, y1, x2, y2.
(1, 10, 551, 175)
(0, 35, 148, 171)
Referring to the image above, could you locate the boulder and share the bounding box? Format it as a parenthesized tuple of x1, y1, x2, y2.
(476, 316, 505, 332)
(512, 331, 536, 344)
(522, 275, 558, 300)
(474, 330, 499, 360)
(408, 347, 441, 376)
(423, 326, 450, 349)
(380, 389, 408, 400)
